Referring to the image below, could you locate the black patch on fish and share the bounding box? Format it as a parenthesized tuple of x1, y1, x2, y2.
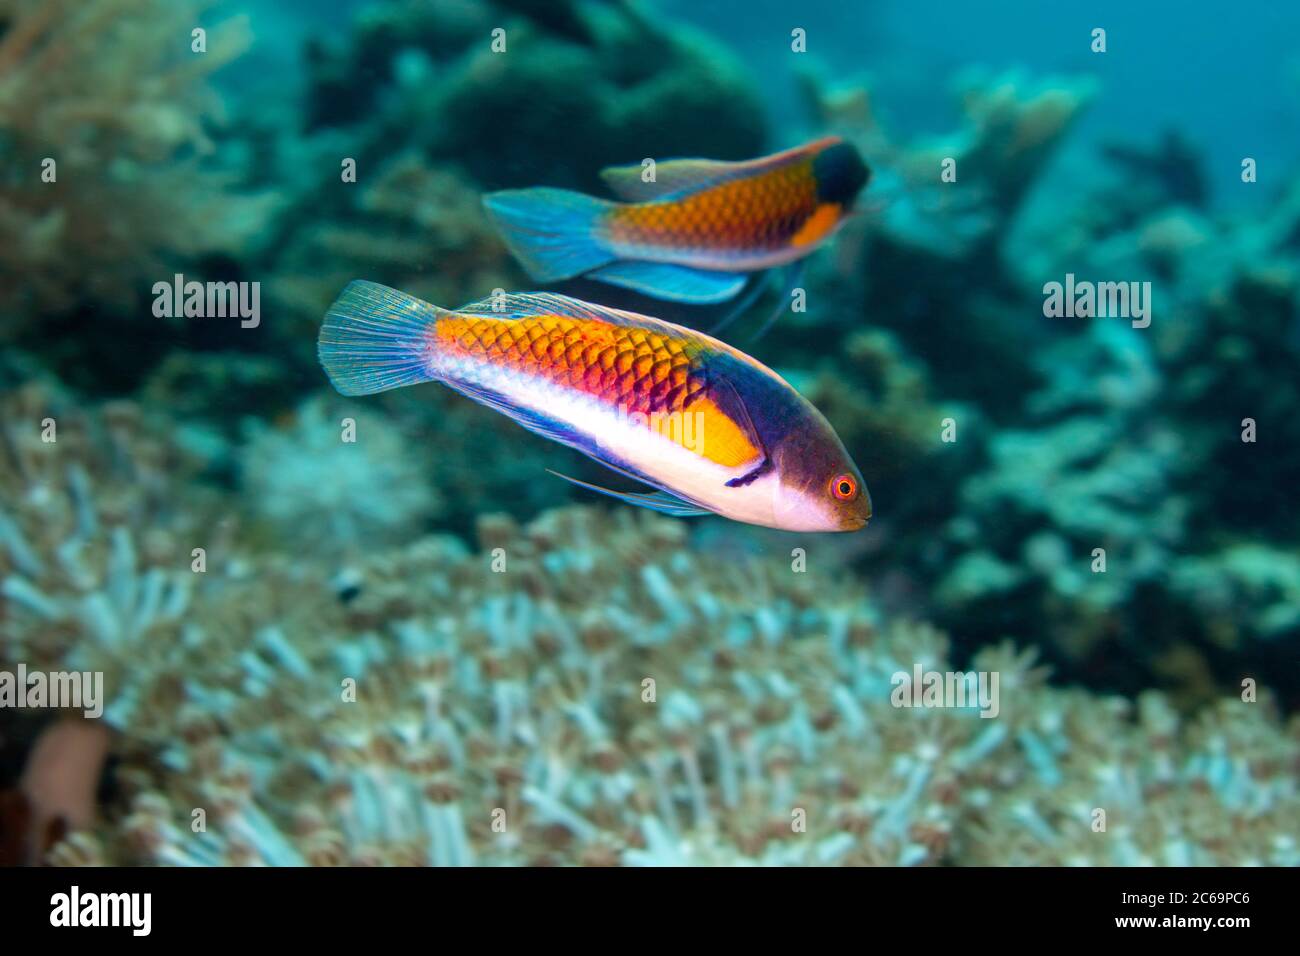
(813, 142, 870, 207)
(726, 457, 772, 488)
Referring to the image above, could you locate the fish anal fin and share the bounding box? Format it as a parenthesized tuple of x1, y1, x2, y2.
(748, 261, 807, 341)
(587, 260, 747, 304)
(546, 469, 712, 517)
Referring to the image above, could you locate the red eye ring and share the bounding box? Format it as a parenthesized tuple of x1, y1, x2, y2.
(831, 474, 857, 500)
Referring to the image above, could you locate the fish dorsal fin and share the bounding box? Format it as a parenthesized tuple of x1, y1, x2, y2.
(451, 291, 693, 338)
(599, 137, 842, 202)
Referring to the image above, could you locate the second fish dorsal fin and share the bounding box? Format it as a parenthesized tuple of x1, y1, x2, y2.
(599, 136, 842, 202)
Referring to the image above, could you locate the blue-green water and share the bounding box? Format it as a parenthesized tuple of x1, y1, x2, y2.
(0, 0, 1295, 867)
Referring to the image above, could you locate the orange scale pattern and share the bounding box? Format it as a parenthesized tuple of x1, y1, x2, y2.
(608, 161, 821, 253)
(436, 313, 712, 416)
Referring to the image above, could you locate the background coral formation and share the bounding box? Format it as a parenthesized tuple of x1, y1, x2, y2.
(3, 405, 1294, 865)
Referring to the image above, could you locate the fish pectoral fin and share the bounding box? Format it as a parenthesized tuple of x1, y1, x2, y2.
(707, 371, 769, 467)
(546, 469, 713, 517)
(586, 261, 748, 304)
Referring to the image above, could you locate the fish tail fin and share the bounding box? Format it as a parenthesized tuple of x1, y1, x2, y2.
(318, 280, 445, 396)
(482, 188, 617, 282)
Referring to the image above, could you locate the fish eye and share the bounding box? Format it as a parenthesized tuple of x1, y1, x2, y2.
(830, 474, 857, 501)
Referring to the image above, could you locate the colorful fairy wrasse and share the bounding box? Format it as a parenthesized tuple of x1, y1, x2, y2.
(482, 137, 870, 317)
(318, 281, 871, 531)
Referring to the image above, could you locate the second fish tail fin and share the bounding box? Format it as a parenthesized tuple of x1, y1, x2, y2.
(482, 188, 617, 282)
(318, 280, 446, 396)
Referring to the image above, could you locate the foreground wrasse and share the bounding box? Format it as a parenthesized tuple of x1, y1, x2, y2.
(481, 137, 870, 306)
(318, 282, 871, 532)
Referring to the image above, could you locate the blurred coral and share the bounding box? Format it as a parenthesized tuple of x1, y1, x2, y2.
(55, 506, 1300, 866)
(3, 399, 1295, 866)
(239, 395, 442, 555)
(0, 0, 277, 390)
(782, 64, 1300, 707)
(0, 383, 228, 674)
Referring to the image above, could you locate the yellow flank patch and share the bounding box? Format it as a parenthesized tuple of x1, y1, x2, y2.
(685, 396, 760, 468)
(625, 394, 758, 468)
(790, 203, 842, 247)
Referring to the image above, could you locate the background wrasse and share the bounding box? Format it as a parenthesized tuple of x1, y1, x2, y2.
(482, 137, 870, 305)
(318, 281, 871, 532)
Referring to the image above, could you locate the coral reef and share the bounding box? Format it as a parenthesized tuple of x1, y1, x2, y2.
(0, 0, 277, 392)
(778, 65, 1300, 708)
(3, 401, 1296, 867)
(933, 322, 1189, 684)
(238, 395, 442, 555)
(0, 383, 226, 674)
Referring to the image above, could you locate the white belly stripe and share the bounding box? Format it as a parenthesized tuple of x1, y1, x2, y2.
(438, 354, 780, 526)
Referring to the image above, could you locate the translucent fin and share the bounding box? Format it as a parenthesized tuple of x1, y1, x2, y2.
(482, 188, 617, 282)
(599, 137, 842, 201)
(586, 260, 748, 303)
(708, 273, 771, 335)
(450, 291, 694, 338)
(318, 280, 442, 396)
(601, 158, 743, 201)
(546, 470, 713, 517)
(749, 261, 806, 341)
(709, 373, 768, 465)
